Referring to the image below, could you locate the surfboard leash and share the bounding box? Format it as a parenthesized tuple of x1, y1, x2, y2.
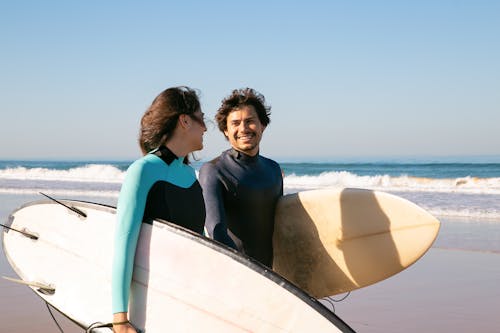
(85, 321, 113, 332)
(44, 303, 123, 333)
(44, 301, 134, 333)
(85, 321, 143, 333)
(46, 302, 65, 333)
(320, 292, 351, 313)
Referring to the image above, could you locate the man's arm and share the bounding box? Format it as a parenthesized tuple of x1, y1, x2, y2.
(199, 162, 238, 249)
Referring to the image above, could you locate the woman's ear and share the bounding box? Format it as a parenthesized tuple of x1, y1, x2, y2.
(179, 114, 190, 129)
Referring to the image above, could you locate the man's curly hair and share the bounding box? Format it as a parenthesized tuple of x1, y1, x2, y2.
(215, 88, 271, 134)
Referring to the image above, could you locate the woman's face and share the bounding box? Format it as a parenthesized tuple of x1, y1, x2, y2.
(187, 110, 207, 152)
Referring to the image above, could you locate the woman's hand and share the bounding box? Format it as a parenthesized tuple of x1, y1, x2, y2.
(112, 322, 137, 333)
(112, 312, 137, 333)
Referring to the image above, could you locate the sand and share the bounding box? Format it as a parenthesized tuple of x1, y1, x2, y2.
(1, 239, 80, 333)
(333, 248, 500, 332)
(1, 194, 500, 332)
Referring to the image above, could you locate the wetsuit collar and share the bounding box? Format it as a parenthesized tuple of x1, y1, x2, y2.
(229, 148, 259, 163)
(153, 146, 181, 165)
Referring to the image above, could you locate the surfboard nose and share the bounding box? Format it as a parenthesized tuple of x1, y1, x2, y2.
(273, 188, 440, 298)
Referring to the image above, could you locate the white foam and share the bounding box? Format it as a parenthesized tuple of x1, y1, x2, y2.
(0, 164, 125, 183)
(283, 172, 500, 195)
(0, 187, 120, 198)
(2, 166, 499, 221)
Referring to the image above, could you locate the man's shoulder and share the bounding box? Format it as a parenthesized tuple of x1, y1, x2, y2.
(199, 154, 224, 174)
(259, 155, 280, 168)
(201, 149, 234, 168)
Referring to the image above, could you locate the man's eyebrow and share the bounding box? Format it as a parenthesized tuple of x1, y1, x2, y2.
(230, 115, 255, 123)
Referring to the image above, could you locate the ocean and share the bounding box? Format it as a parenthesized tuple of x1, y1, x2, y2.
(1, 159, 500, 253)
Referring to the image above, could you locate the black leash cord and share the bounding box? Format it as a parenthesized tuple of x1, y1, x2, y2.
(46, 302, 64, 333)
(321, 291, 351, 313)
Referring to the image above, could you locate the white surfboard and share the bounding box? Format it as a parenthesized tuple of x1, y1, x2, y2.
(273, 188, 441, 298)
(2, 198, 353, 332)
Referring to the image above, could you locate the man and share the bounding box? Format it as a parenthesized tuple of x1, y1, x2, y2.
(199, 88, 283, 267)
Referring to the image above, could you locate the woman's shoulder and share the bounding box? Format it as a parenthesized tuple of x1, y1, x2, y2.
(126, 154, 165, 176)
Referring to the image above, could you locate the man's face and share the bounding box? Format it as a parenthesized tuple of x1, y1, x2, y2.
(224, 105, 266, 156)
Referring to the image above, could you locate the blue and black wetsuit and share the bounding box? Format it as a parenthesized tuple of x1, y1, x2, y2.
(112, 146, 205, 313)
(199, 148, 283, 267)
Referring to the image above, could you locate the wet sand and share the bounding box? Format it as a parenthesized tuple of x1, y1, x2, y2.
(333, 248, 500, 332)
(0, 259, 81, 333)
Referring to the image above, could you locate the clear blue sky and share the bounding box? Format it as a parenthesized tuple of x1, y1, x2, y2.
(1, 1, 499, 161)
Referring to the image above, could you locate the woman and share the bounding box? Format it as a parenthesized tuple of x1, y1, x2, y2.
(111, 86, 207, 333)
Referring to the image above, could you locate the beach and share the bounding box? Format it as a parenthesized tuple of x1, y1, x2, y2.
(2, 193, 500, 332)
(1, 159, 500, 332)
(335, 248, 500, 332)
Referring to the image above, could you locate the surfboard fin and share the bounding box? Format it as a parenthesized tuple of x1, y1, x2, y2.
(40, 192, 87, 218)
(1, 219, 39, 240)
(2, 276, 56, 295)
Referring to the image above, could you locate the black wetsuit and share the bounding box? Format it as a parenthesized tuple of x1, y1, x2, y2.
(199, 148, 283, 267)
(144, 148, 206, 228)
(112, 146, 205, 313)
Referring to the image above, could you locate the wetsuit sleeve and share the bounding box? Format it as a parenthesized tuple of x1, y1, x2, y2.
(199, 162, 238, 250)
(111, 160, 151, 313)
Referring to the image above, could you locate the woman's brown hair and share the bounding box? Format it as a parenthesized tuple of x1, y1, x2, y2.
(139, 86, 201, 156)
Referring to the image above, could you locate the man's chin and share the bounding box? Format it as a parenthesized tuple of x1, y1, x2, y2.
(233, 145, 258, 155)
(237, 140, 256, 148)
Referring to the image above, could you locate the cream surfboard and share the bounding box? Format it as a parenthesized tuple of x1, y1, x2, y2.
(273, 188, 440, 298)
(2, 198, 353, 332)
